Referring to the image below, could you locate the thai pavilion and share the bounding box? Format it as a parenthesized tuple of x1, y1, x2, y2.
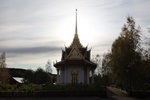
(54, 10, 96, 84)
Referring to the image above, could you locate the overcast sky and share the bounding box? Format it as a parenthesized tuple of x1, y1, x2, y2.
(0, 0, 150, 73)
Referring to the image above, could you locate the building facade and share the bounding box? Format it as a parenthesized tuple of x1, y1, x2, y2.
(54, 10, 96, 84)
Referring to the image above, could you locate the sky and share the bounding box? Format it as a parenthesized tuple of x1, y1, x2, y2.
(0, 0, 150, 74)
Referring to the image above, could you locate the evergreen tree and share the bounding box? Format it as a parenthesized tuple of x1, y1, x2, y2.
(110, 16, 142, 90)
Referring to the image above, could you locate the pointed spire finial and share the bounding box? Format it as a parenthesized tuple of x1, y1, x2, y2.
(75, 9, 77, 34)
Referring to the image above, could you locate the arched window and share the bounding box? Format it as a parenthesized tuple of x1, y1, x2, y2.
(71, 69, 78, 83)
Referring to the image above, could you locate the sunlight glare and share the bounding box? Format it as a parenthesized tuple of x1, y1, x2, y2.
(58, 14, 98, 47)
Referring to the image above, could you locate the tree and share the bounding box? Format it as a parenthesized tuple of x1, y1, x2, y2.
(110, 16, 142, 91)
(34, 68, 50, 84)
(102, 53, 110, 91)
(23, 68, 51, 84)
(45, 60, 52, 74)
(102, 53, 111, 76)
(91, 54, 101, 75)
(140, 28, 150, 87)
(0, 52, 9, 84)
(23, 69, 34, 83)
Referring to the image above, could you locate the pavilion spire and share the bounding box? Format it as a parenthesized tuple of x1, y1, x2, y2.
(69, 9, 83, 48)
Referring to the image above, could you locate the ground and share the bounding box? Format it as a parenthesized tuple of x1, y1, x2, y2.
(0, 86, 149, 100)
(107, 86, 139, 100)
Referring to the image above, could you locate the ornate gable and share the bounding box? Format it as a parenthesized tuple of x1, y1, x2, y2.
(66, 47, 83, 60)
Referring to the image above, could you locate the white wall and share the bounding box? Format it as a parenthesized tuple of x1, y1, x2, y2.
(59, 66, 90, 84)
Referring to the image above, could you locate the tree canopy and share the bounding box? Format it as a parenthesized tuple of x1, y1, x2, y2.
(23, 68, 53, 84)
(103, 16, 150, 91)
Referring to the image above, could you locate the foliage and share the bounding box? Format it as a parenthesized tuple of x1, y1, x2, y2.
(45, 60, 52, 74)
(0, 83, 104, 92)
(43, 83, 104, 92)
(0, 84, 42, 92)
(105, 16, 149, 91)
(17, 84, 42, 92)
(34, 68, 51, 84)
(23, 68, 52, 84)
(23, 69, 34, 83)
(8, 68, 27, 77)
(91, 54, 101, 75)
(101, 53, 113, 85)
(102, 53, 111, 76)
(0, 52, 9, 84)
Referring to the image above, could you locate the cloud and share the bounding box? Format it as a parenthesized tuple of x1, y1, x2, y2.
(0, 46, 60, 55)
